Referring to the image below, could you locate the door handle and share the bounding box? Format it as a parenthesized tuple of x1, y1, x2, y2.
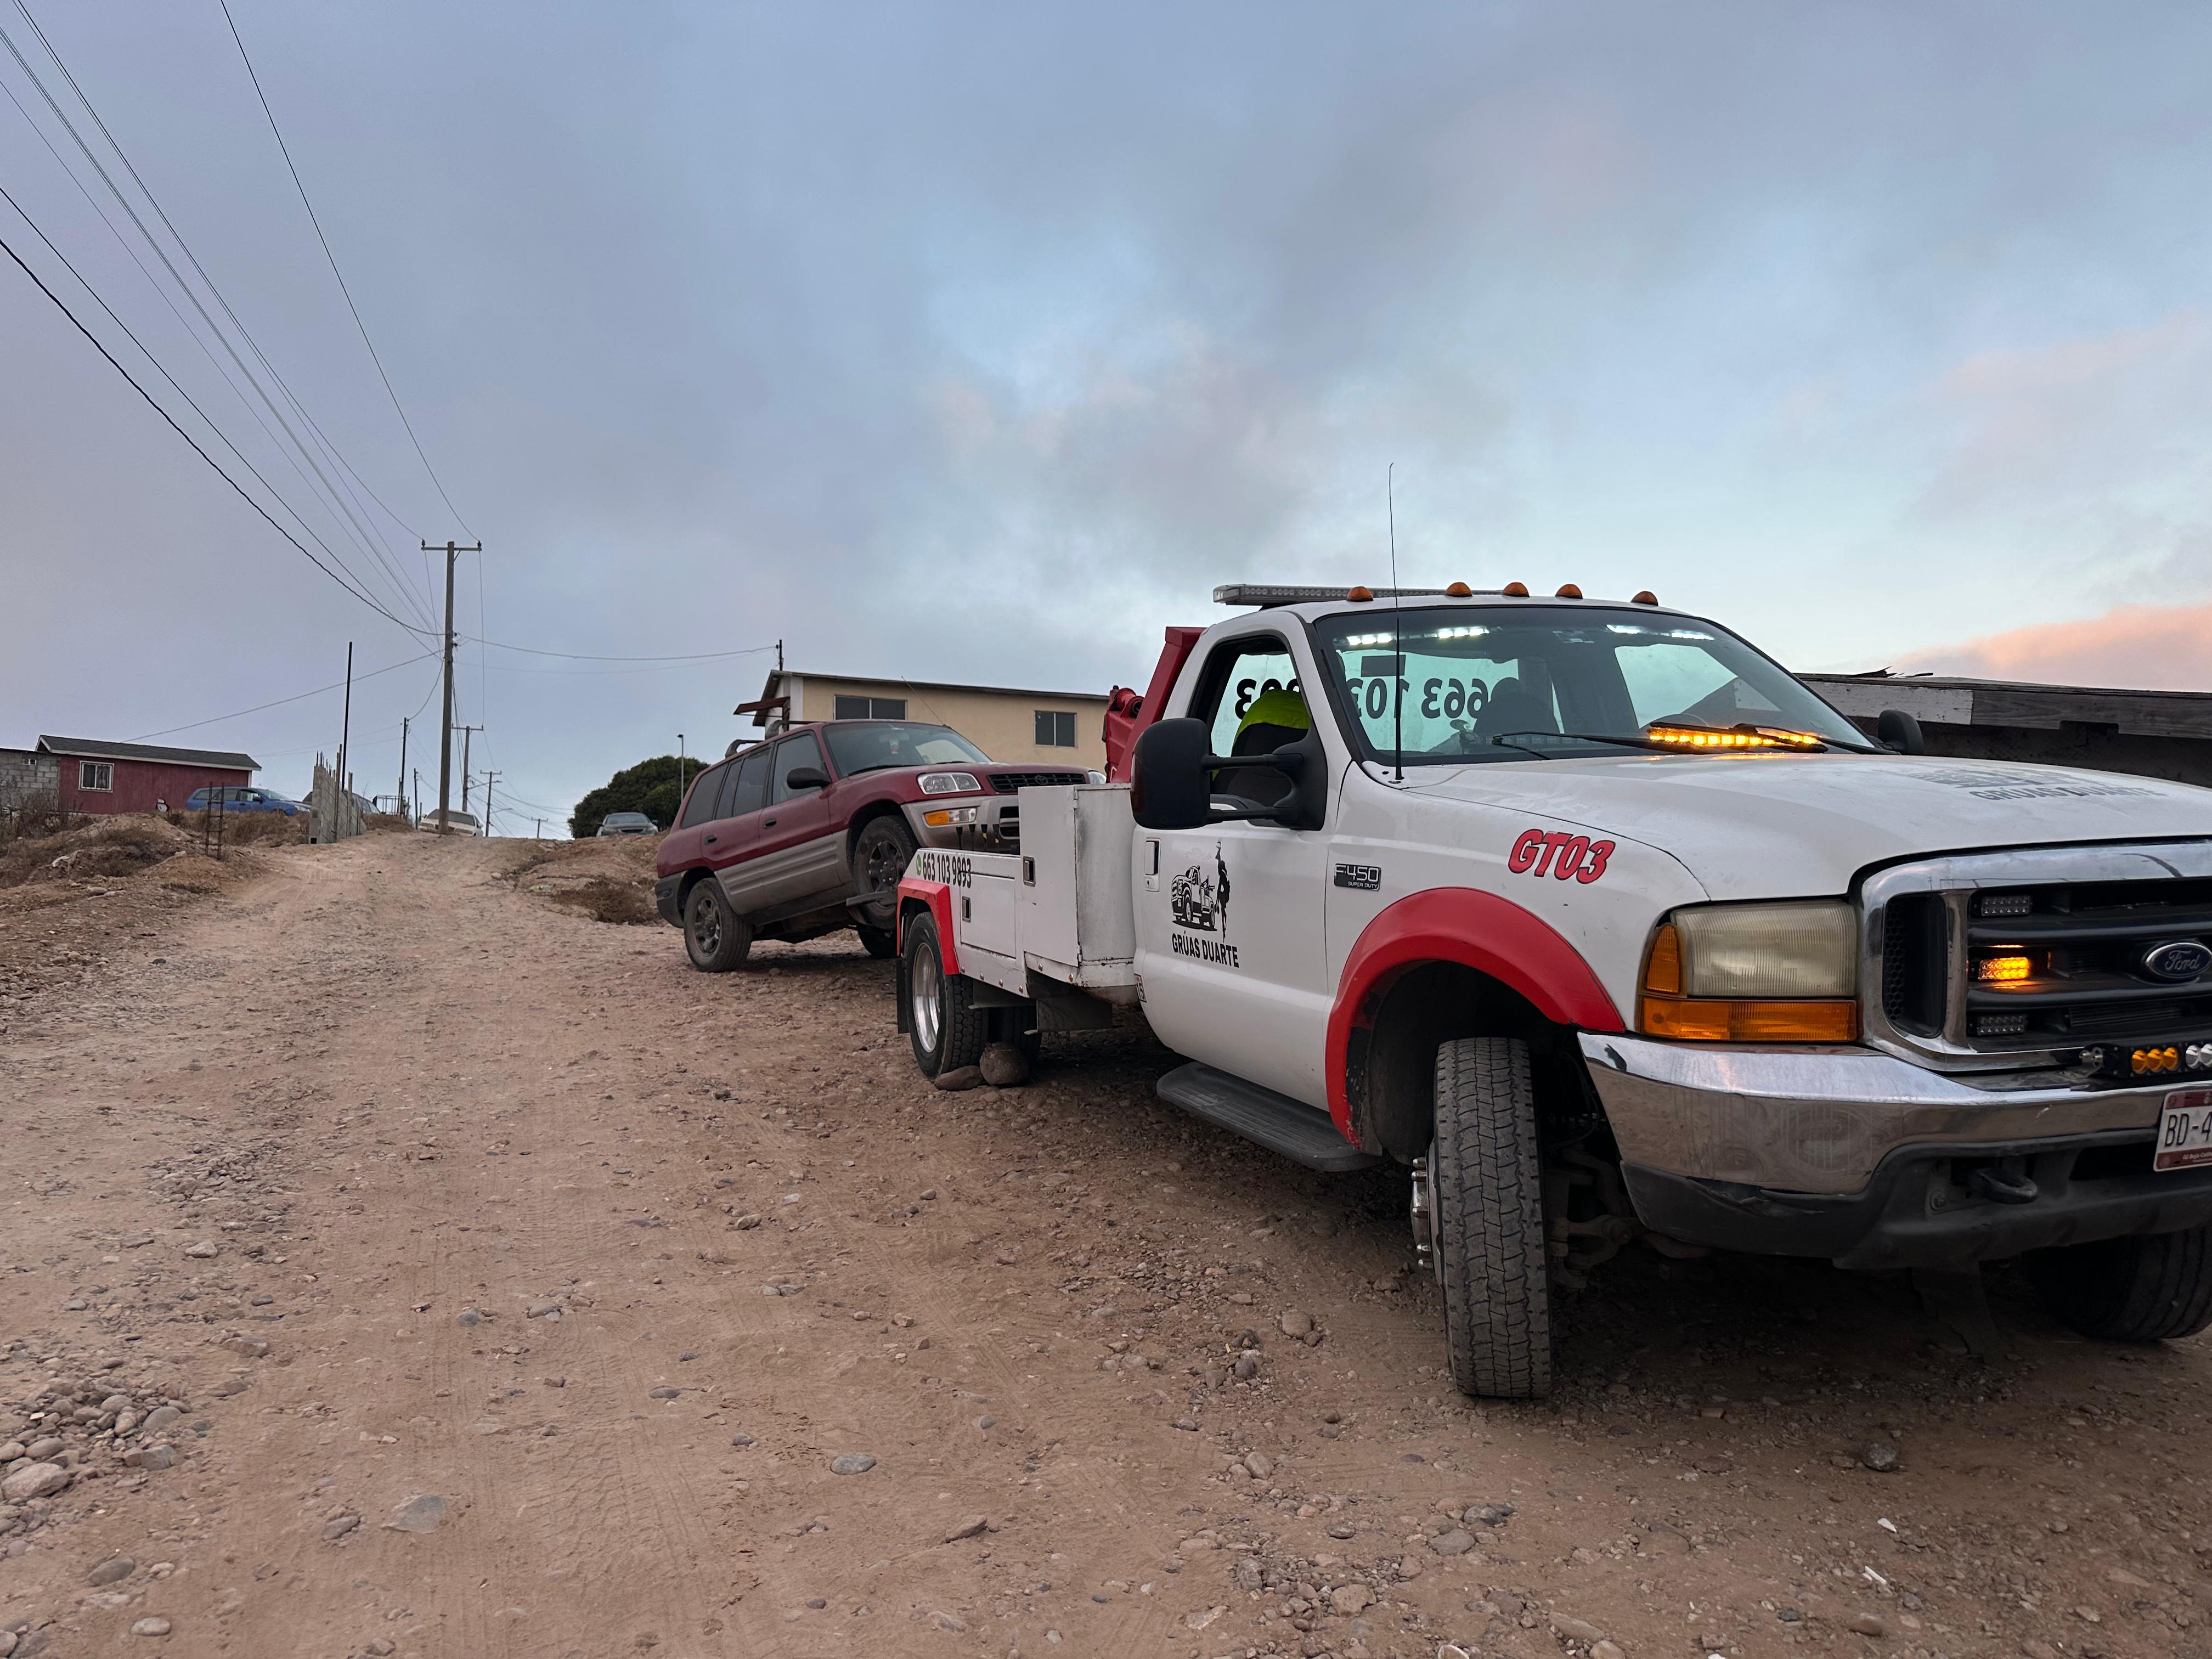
(704, 834, 718, 844)
(764, 817, 777, 828)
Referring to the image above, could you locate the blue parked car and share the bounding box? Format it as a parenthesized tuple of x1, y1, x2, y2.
(185, 785, 303, 816)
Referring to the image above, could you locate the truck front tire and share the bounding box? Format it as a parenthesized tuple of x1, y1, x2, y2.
(2027, 1223, 2212, 1342)
(684, 881, 752, 972)
(1432, 1036, 1553, 1399)
(902, 910, 988, 1078)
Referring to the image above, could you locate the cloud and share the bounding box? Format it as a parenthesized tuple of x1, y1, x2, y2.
(1894, 600, 2212, 692)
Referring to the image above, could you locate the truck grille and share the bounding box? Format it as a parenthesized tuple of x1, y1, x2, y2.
(1877, 871, 2212, 1055)
(988, 771, 1087, 794)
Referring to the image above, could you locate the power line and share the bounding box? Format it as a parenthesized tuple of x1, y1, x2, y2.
(129, 652, 435, 741)
(462, 637, 781, 663)
(0, 170, 420, 622)
(3, 3, 440, 630)
(0, 220, 433, 635)
(0, 77, 432, 631)
(216, 0, 471, 540)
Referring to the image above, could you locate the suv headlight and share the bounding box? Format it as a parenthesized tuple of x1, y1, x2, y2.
(1639, 900, 1858, 1041)
(918, 771, 983, 796)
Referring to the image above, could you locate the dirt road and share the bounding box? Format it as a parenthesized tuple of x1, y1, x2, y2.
(1, 833, 2206, 1659)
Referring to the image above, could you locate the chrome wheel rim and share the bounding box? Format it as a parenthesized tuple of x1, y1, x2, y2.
(691, 893, 721, 957)
(912, 938, 944, 1053)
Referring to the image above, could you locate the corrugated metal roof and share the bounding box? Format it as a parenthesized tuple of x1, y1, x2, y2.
(37, 736, 258, 771)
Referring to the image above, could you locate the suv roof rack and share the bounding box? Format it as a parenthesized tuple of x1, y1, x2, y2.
(1213, 584, 1497, 608)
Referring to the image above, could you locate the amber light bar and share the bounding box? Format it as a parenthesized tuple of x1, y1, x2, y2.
(1645, 725, 1825, 751)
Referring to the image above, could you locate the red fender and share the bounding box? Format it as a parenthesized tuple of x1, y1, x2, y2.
(1327, 887, 1625, 1137)
(895, 875, 958, 975)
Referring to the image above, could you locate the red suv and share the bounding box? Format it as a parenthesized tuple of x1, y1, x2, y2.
(653, 720, 1088, 969)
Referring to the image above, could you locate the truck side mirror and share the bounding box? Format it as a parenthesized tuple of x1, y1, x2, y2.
(784, 766, 830, 791)
(1877, 709, 1925, 755)
(1131, 718, 1211, 830)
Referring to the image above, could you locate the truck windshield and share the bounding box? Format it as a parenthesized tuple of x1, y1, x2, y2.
(822, 722, 990, 775)
(1312, 606, 1874, 765)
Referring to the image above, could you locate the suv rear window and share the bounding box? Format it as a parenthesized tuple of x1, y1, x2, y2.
(678, 764, 729, 828)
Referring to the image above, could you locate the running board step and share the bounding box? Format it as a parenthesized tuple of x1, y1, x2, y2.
(1155, 1063, 1382, 1173)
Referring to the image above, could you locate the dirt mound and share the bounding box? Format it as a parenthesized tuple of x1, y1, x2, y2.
(503, 833, 663, 926)
(0, 814, 200, 889)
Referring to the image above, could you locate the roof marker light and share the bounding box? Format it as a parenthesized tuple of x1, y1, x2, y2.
(1502, 581, 1529, 597)
(1633, 590, 1659, 605)
(1444, 581, 1473, 597)
(1556, 583, 1583, 599)
(1347, 586, 1375, 602)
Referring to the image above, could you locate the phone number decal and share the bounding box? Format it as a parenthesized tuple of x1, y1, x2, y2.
(1508, 828, 1613, 884)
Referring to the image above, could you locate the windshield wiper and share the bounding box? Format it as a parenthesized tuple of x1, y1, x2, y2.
(1489, 730, 1668, 754)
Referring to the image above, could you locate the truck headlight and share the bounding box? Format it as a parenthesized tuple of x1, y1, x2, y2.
(1639, 900, 1858, 1041)
(919, 771, 983, 796)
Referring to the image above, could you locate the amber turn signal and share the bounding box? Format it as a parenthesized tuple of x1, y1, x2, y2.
(1637, 922, 1860, 1041)
(1976, 953, 2032, 983)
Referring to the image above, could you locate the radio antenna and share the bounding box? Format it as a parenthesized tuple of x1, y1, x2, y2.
(1388, 462, 1404, 782)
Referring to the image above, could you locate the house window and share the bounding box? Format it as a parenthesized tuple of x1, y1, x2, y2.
(833, 695, 907, 720)
(78, 761, 113, 792)
(1035, 710, 1077, 748)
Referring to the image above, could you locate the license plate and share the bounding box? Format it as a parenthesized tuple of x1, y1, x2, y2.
(2155, 1089, 2212, 1172)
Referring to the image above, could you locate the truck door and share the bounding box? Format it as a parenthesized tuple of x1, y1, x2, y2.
(1132, 630, 1336, 1109)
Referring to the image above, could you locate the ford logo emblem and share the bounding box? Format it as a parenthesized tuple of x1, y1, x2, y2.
(2141, 941, 2212, 983)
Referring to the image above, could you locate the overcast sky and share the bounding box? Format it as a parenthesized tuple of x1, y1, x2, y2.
(4, 3, 2208, 823)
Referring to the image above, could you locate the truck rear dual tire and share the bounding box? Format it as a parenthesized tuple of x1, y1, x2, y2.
(2028, 1224, 2212, 1342)
(684, 880, 752, 972)
(1432, 1036, 1553, 1400)
(902, 910, 988, 1078)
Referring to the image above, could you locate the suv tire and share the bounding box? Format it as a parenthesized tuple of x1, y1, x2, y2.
(855, 817, 919, 929)
(1432, 1035, 1553, 1400)
(902, 910, 986, 1077)
(683, 879, 752, 972)
(856, 923, 897, 959)
(2028, 1224, 2212, 1342)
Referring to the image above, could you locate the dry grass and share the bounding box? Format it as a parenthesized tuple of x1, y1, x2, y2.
(503, 833, 663, 926)
(163, 808, 312, 847)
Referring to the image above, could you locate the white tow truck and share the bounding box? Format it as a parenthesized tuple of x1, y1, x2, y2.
(894, 582, 2212, 1397)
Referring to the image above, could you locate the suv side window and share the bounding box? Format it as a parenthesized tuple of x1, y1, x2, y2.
(726, 751, 771, 817)
(770, 734, 828, 804)
(678, 763, 729, 829)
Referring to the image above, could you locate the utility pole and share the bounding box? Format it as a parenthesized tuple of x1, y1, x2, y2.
(413, 768, 421, 826)
(397, 716, 409, 820)
(677, 732, 686, 808)
(481, 770, 500, 836)
(337, 642, 353, 824)
(424, 539, 481, 834)
(457, 725, 481, 812)
(534, 816, 543, 843)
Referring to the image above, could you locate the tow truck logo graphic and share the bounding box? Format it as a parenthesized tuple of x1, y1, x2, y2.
(1170, 842, 1233, 935)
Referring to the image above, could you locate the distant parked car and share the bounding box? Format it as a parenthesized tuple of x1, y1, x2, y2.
(186, 785, 303, 816)
(417, 809, 482, 835)
(596, 811, 659, 837)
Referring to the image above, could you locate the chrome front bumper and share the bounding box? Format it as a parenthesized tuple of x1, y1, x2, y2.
(1578, 1032, 2172, 1197)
